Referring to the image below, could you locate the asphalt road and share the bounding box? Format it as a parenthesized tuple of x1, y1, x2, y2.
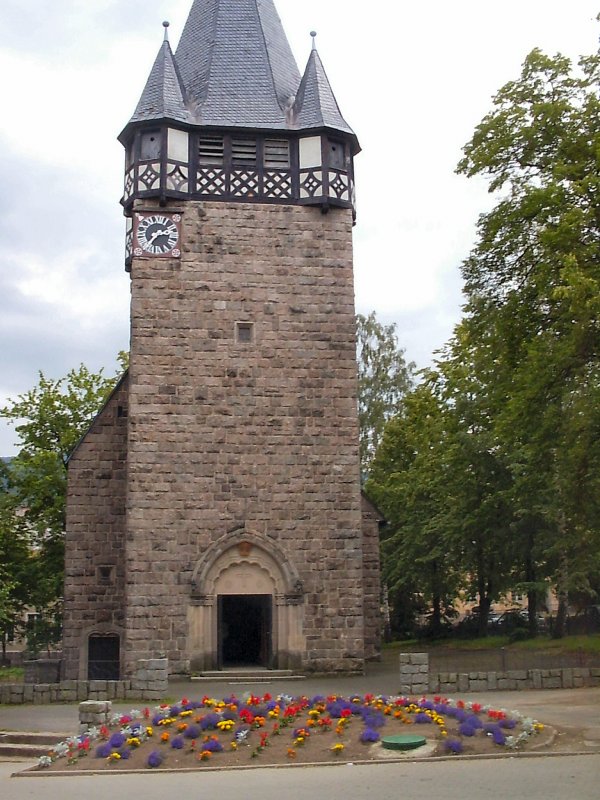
(3, 754, 600, 800)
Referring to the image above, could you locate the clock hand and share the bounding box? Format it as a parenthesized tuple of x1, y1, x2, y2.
(148, 229, 170, 245)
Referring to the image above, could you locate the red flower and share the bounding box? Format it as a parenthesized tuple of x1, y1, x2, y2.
(340, 709, 352, 719)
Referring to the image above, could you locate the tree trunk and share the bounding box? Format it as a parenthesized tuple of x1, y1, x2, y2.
(553, 553, 569, 639)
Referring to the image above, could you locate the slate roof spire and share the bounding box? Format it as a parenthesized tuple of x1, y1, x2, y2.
(174, 0, 300, 128)
(292, 41, 356, 141)
(127, 23, 189, 127)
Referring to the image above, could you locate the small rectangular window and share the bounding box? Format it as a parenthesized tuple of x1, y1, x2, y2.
(236, 322, 254, 344)
(264, 139, 290, 168)
(232, 138, 257, 166)
(98, 565, 114, 585)
(199, 136, 225, 165)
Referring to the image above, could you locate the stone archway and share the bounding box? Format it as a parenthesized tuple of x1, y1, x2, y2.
(188, 531, 305, 671)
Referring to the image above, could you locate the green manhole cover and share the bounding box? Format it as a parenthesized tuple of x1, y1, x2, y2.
(381, 734, 427, 751)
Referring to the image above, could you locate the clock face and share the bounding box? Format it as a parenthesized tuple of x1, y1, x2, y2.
(134, 213, 181, 257)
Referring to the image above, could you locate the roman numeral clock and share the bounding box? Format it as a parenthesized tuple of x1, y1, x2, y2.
(133, 212, 182, 258)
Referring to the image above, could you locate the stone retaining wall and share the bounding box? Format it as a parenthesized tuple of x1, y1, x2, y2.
(400, 652, 600, 694)
(0, 658, 168, 705)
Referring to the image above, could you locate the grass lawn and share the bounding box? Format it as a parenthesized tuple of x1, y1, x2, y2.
(0, 665, 24, 682)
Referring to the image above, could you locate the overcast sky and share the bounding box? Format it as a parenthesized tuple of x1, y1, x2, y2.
(0, 0, 597, 455)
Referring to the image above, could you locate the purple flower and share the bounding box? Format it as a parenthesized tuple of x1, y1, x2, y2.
(414, 713, 433, 724)
(445, 738, 464, 754)
(169, 705, 181, 717)
(183, 724, 202, 739)
(171, 736, 185, 749)
(152, 713, 167, 726)
(492, 729, 507, 746)
(109, 732, 126, 748)
(147, 750, 163, 769)
(360, 728, 381, 743)
(200, 713, 221, 730)
(458, 722, 477, 737)
(500, 718, 517, 730)
(221, 709, 238, 722)
(203, 739, 224, 753)
(95, 743, 113, 759)
(118, 747, 131, 760)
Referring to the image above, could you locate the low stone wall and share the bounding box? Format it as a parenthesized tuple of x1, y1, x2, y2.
(0, 658, 169, 705)
(400, 652, 600, 694)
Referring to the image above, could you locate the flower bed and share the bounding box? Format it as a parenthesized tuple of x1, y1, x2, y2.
(34, 693, 548, 772)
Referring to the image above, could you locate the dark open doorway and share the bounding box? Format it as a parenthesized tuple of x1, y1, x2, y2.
(88, 634, 120, 680)
(218, 594, 272, 668)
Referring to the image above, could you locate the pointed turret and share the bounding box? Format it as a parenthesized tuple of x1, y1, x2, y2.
(293, 41, 357, 147)
(126, 23, 189, 129)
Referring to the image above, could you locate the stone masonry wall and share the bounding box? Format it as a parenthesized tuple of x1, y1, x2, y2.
(125, 199, 365, 675)
(361, 494, 382, 661)
(63, 377, 129, 680)
(399, 653, 600, 695)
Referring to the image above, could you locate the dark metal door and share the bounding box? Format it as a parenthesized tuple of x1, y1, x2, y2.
(88, 634, 120, 680)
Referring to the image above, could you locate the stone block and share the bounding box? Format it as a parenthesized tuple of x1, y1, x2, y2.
(60, 690, 77, 702)
(541, 677, 561, 689)
(79, 700, 111, 714)
(458, 674, 469, 693)
(497, 679, 516, 690)
(410, 654, 429, 666)
(487, 672, 498, 691)
(469, 680, 489, 691)
(89, 680, 108, 692)
(507, 670, 527, 680)
(530, 670, 542, 690)
(562, 669, 573, 689)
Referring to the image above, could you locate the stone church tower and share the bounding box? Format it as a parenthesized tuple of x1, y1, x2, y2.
(62, 0, 381, 679)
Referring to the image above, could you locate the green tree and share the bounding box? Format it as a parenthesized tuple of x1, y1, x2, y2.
(0, 504, 35, 664)
(456, 47, 600, 634)
(0, 355, 127, 649)
(366, 382, 461, 637)
(356, 312, 414, 476)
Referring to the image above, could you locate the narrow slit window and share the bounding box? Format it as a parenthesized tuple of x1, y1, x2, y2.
(264, 139, 290, 169)
(236, 322, 254, 344)
(199, 136, 225, 165)
(232, 138, 257, 166)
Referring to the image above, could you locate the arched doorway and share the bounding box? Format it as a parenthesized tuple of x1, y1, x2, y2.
(189, 532, 305, 671)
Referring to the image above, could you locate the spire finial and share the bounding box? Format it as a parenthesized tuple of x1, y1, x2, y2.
(163, 21, 170, 42)
(310, 31, 317, 51)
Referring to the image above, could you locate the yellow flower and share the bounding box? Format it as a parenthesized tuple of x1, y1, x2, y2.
(331, 743, 345, 754)
(108, 752, 121, 761)
(145, 727, 154, 737)
(126, 737, 141, 748)
(230, 742, 238, 751)
(180, 710, 193, 718)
